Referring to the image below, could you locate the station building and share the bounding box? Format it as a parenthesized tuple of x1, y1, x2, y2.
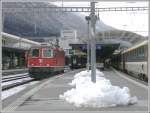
(2, 32, 40, 70)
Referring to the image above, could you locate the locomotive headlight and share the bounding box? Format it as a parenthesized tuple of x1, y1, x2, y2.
(78, 63, 81, 66)
(47, 64, 50, 66)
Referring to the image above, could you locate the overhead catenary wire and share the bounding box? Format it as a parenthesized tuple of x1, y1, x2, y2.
(3, 6, 148, 13)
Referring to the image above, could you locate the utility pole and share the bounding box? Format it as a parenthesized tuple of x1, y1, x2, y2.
(90, 2, 97, 83)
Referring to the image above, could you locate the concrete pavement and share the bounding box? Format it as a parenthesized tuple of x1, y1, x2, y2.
(3, 68, 148, 112)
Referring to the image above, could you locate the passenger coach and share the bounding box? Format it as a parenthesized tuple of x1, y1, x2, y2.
(112, 40, 148, 82)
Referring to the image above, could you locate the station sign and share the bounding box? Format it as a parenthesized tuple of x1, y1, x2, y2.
(96, 44, 101, 50)
(78, 44, 102, 50)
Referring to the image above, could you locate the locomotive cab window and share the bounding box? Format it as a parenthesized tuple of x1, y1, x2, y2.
(31, 49, 39, 57)
(43, 48, 53, 57)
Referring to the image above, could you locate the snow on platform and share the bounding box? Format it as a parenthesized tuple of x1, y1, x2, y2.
(59, 69, 138, 108)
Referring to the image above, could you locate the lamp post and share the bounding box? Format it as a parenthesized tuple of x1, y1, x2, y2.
(85, 16, 91, 71)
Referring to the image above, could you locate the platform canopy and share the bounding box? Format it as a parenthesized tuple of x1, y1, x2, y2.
(69, 43, 120, 59)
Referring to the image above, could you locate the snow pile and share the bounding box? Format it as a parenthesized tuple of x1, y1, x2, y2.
(69, 69, 104, 86)
(59, 70, 138, 108)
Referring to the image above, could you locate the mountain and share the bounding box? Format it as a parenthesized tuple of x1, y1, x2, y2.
(2, 2, 146, 48)
(2, 2, 114, 42)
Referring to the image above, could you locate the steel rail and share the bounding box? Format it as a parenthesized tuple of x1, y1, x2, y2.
(2, 79, 34, 91)
(2, 75, 29, 82)
(2, 69, 28, 76)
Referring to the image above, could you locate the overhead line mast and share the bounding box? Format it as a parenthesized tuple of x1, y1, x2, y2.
(90, 2, 97, 83)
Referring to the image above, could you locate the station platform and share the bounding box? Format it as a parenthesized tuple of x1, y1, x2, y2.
(3, 68, 148, 112)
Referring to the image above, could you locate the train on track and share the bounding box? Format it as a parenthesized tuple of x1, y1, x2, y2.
(69, 54, 87, 69)
(111, 40, 148, 82)
(27, 45, 65, 79)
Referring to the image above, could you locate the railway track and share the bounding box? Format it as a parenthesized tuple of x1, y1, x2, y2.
(2, 68, 71, 91)
(2, 73, 29, 82)
(2, 73, 35, 91)
(2, 68, 28, 76)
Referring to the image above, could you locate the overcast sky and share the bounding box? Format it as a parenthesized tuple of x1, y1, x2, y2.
(52, 2, 148, 36)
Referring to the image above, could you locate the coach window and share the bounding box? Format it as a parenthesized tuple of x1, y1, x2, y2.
(139, 47, 144, 57)
(135, 49, 138, 57)
(129, 51, 131, 57)
(43, 48, 53, 57)
(32, 49, 39, 57)
(134, 49, 136, 57)
(134, 50, 136, 56)
(142, 47, 145, 57)
(145, 45, 148, 57)
(137, 48, 140, 57)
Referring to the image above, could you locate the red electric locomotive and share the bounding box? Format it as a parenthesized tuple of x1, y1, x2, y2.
(27, 45, 65, 79)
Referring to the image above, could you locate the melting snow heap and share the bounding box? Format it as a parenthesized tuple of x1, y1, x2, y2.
(59, 69, 138, 108)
